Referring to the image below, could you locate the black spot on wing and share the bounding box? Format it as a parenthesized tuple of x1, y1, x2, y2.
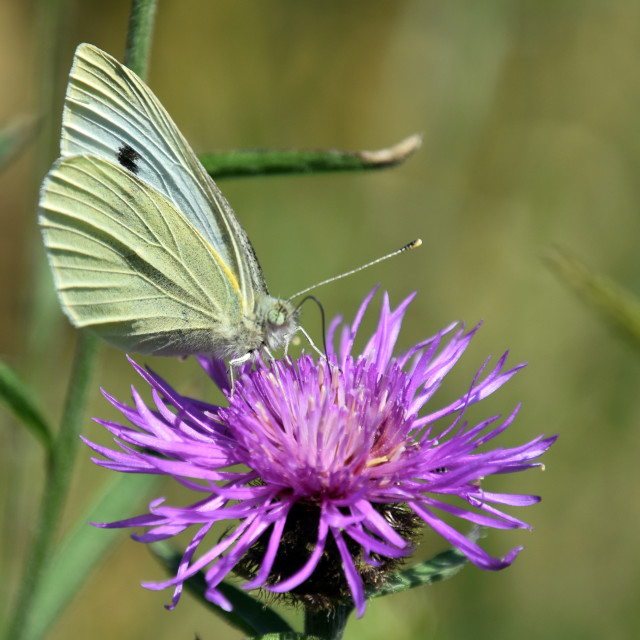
(117, 144, 140, 174)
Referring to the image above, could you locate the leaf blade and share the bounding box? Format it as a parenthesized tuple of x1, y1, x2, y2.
(151, 542, 294, 637)
(200, 134, 422, 179)
(0, 116, 34, 171)
(23, 473, 158, 640)
(546, 246, 640, 350)
(0, 361, 53, 451)
(367, 547, 468, 599)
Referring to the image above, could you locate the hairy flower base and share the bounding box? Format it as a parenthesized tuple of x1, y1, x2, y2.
(85, 288, 557, 617)
(234, 500, 424, 612)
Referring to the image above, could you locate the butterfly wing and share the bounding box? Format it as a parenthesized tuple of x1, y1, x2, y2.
(60, 43, 268, 311)
(39, 154, 247, 356)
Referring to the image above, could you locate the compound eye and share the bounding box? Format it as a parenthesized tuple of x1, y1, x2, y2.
(267, 306, 287, 327)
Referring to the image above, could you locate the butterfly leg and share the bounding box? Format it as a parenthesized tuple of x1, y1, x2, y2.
(297, 326, 328, 361)
(228, 351, 255, 393)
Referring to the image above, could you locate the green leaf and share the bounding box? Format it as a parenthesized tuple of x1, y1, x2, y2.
(546, 246, 640, 350)
(199, 134, 422, 179)
(252, 635, 313, 640)
(367, 547, 468, 599)
(151, 542, 293, 637)
(0, 361, 53, 451)
(0, 116, 34, 172)
(23, 473, 157, 640)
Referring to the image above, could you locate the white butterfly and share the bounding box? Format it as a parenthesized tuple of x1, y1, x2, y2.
(39, 43, 299, 363)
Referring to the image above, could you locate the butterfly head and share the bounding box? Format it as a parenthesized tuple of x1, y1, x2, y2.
(259, 296, 300, 352)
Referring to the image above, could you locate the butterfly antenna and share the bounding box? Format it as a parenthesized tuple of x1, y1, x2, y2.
(289, 238, 422, 300)
(295, 295, 330, 361)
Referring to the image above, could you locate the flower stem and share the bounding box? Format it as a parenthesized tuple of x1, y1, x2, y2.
(4, 331, 98, 640)
(124, 0, 158, 79)
(3, 2, 158, 638)
(304, 605, 352, 640)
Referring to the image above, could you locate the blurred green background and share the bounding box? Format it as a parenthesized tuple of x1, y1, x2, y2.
(2, 1, 640, 638)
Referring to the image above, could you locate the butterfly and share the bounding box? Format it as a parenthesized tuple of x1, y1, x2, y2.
(39, 43, 299, 364)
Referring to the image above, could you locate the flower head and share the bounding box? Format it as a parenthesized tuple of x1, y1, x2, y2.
(85, 288, 556, 616)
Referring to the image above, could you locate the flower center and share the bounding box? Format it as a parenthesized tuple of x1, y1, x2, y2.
(223, 356, 413, 500)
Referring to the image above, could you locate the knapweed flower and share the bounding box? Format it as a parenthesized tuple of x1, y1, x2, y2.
(84, 288, 556, 617)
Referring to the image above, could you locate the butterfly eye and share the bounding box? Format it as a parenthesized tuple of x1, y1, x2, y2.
(267, 306, 287, 327)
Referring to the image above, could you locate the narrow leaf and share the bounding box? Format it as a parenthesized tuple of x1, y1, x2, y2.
(0, 361, 53, 451)
(199, 134, 422, 179)
(0, 116, 34, 171)
(252, 635, 311, 640)
(546, 246, 640, 350)
(151, 542, 293, 637)
(23, 473, 157, 640)
(368, 547, 468, 599)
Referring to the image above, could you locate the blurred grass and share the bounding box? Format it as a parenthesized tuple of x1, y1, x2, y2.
(1, 1, 640, 639)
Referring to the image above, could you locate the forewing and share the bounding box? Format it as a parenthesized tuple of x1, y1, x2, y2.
(60, 43, 267, 308)
(39, 155, 244, 356)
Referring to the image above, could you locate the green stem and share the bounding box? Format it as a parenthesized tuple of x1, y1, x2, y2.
(4, 3, 158, 638)
(4, 332, 98, 640)
(124, 0, 158, 78)
(304, 605, 352, 640)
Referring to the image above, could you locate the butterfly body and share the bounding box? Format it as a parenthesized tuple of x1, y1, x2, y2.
(39, 44, 299, 360)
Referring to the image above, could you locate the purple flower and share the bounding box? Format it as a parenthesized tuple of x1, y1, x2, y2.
(84, 288, 556, 617)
